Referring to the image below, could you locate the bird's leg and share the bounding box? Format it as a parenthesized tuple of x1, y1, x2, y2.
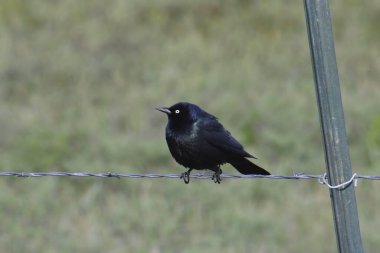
(212, 167, 222, 184)
(180, 168, 192, 184)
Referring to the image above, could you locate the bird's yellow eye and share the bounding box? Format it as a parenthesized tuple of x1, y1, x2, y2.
(175, 109, 180, 114)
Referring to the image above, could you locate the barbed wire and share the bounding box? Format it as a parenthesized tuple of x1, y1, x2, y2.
(1, 171, 380, 189)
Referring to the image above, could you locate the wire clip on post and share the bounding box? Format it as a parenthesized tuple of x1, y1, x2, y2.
(318, 173, 358, 189)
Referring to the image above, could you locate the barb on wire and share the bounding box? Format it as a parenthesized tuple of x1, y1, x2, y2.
(0, 171, 379, 189)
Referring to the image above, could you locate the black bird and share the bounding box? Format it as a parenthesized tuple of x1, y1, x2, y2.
(156, 102, 270, 184)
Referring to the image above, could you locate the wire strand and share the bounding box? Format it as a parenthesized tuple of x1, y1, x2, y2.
(0, 171, 378, 189)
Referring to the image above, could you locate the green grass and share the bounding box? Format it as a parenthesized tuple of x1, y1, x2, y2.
(0, 0, 380, 252)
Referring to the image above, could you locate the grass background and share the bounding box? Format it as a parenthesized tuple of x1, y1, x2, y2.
(0, 0, 380, 252)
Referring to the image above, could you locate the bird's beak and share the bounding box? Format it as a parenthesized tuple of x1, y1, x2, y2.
(156, 107, 171, 115)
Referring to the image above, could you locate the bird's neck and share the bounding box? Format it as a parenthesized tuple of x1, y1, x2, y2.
(167, 119, 197, 135)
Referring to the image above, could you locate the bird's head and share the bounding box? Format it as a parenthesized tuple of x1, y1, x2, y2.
(156, 102, 206, 126)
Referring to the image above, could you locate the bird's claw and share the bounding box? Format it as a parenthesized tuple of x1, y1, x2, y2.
(212, 170, 222, 184)
(180, 171, 190, 184)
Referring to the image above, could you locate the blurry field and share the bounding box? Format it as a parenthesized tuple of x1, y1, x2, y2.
(0, 0, 380, 252)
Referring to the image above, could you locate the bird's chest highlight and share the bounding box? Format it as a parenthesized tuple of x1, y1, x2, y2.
(166, 130, 199, 152)
(165, 124, 202, 164)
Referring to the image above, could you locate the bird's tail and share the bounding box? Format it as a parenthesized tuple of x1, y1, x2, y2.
(229, 157, 270, 175)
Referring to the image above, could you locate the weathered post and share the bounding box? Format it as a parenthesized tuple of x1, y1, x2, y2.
(303, 0, 364, 252)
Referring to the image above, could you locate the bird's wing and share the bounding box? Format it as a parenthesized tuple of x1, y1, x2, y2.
(199, 119, 256, 159)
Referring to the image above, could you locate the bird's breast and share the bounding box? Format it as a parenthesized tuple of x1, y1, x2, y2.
(165, 123, 203, 166)
(166, 128, 199, 154)
(165, 121, 225, 169)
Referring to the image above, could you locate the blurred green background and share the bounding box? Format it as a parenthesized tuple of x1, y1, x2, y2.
(0, 0, 379, 252)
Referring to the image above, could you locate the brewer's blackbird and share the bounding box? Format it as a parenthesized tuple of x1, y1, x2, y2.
(156, 102, 270, 184)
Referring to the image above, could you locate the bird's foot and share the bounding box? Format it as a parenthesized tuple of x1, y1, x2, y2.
(180, 170, 191, 184)
(212, 169, 222, 184)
